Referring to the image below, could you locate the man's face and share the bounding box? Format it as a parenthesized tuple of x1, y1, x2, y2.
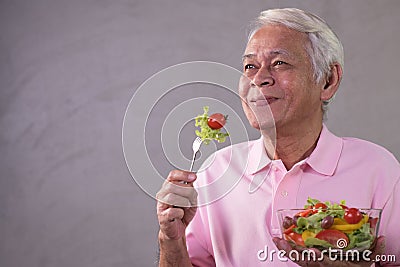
(239, 25, 325, 132)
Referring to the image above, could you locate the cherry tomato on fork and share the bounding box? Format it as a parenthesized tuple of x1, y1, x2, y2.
(207, 113, 227, 129)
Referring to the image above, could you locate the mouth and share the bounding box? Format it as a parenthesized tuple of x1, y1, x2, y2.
(250, 97, 279, 106)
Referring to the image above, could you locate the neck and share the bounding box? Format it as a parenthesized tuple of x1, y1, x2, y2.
(261, 121, 323, 170)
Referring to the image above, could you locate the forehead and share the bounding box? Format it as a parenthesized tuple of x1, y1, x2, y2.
(244, 25, 310, 59)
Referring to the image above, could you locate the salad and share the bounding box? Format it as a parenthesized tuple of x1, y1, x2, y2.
(280, 198, 380, 251)
(195, 106, 229, 145)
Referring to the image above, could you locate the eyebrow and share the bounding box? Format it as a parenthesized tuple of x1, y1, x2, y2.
(242, 49, 291, 62)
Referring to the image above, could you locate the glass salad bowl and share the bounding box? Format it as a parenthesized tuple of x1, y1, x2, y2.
(277, 201, 382, 254)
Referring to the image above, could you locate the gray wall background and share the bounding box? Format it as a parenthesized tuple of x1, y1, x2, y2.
(1, 0, 399, 266)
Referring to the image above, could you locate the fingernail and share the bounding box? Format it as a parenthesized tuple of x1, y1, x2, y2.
(188, 173, 196, 181)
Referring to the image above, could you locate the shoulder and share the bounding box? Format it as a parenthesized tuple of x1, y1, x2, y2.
(339, 136, 400, 189)
(341, 136, 399, 165)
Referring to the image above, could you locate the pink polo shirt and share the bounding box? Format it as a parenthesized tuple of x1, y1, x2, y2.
(186, 125, 400, 266)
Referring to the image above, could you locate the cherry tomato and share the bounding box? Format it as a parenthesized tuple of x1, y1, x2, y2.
(285, 232, 305, 247)
(315, 229, 349, 248)
(344, 208, 363, 224)
(207, 113, 227, 129)
(340, 204, 349, 210)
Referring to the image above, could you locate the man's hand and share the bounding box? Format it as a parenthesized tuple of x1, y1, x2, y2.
(273, 236, 385, 267)
(156, 170, 198, 266)
(156, 170, 198, 240)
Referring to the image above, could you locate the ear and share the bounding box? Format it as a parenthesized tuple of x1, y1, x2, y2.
(321, 63, 343, 101)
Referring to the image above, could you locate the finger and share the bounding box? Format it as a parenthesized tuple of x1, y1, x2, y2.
(273, 237, 293, 253)
(158, 207, 186, 240)
(167, 170, 197, 184)
(158, 192, 193, 207)
(159, 207, 185, 223)
(157, 184, 197, 207)
(273, 238, 303, 264)
(163, 182, 198, 203)
(374, 236, 385, 254)
(273, 237, 324, 266)
(370, 235, 385, 265)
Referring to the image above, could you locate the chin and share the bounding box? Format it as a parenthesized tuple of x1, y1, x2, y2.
(248, 119, 277, 132)
(250, 121, 261, 130)
(259, 122, 276, 132)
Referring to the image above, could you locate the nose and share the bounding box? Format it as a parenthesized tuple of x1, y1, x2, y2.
(250, 66, 274, 88)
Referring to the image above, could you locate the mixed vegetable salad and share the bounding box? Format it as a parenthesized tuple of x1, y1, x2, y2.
(195, 106, 229, 145)
(281, 198, 380, 251)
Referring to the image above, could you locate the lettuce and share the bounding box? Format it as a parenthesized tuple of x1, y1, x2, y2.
(346, 223, 374, 250)
(195, 106, 229, 145)
(304, 237, 333, 248)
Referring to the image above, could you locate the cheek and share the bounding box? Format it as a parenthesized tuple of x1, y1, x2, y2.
(278, 79, 294, 102)
(280, 79, 290, 87)
(238, 90, 247, 103)
(279, 74, 306, 90)
(241, 100, 252, 118)
(238, 85, 249, 101)
(279, 76, 310, 104)
(241, 101, 260, 129)
(238, 75, 252, 100)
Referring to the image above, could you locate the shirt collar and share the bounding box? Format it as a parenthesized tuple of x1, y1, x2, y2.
(246, 124, 343, 176)
(246, 136, 272, 175)
(305, 124, 343, 176)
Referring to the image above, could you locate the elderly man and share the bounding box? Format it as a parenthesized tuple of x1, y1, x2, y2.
(156, 8, 400, 266)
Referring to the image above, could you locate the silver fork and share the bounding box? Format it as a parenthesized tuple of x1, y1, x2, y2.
(189, 137, 203, 172)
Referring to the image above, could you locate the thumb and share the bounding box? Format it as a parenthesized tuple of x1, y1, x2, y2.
(373, 236, 386, 255)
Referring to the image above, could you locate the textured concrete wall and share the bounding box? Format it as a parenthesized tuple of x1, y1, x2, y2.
(1, 0, 399, 266)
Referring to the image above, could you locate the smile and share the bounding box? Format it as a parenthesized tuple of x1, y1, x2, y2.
(250, 97, 279, 106)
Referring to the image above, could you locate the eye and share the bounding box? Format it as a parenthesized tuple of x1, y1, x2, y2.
(273, 60, 286, 66)
(244, 64, 256, 70)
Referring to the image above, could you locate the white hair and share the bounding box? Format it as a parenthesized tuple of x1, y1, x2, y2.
(248, 8, 344, 113)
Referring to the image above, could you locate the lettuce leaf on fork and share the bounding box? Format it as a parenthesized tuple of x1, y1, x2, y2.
(195, 106, 229, 145)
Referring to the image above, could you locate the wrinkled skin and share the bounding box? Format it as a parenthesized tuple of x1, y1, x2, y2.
(156, 170, 198, 241)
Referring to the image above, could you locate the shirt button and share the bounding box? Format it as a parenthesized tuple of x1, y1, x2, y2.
(281, 190, 288, 197)
(273, 166, 278, 172)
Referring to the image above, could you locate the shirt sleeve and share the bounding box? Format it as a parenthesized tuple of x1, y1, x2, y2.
(186, 206, 216, 267)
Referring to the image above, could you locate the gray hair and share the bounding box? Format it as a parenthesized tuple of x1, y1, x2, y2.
(248, 8, 344, 113)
